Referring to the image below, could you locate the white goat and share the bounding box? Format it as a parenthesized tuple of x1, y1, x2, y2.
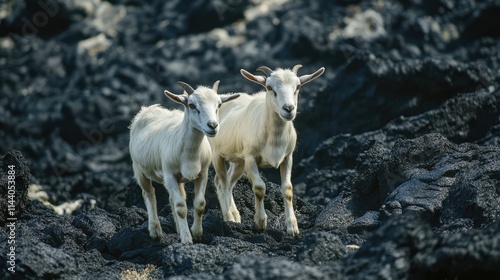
(210, 64, 325, 236)
(129, 81, 239, 243)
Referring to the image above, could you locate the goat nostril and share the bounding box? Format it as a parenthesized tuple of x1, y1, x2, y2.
(283, 105, 294, 113)
(207, 122, 218, 129)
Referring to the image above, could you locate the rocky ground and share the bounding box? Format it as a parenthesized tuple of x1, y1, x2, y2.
(1, 0, 500, 279)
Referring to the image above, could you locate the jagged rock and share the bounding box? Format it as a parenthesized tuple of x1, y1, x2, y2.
(412, 219, 500, 278)
(0, 150, 31, 226)
(107, 228, 168, 265)
(344, 213, 500, 279)
(296, 231, 348, 265)
(315, 132, 500, 233)
(163, 241, 257, 276)
(215, 255, 333, 280)
(298, 89, 500, 205)
(11, 241, 80, 278)
(343, 213, 436, 279)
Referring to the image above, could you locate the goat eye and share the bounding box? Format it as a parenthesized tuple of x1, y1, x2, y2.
(266, 86, 277, 97)
(218, 103, 222, 108)
(188, 104, 196, 109)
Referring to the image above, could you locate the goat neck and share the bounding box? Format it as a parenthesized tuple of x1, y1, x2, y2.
(180, 109, 206, 155)
(264, 92, 294, 137)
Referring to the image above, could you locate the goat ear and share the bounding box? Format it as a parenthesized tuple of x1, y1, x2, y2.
(164, 90, 188, 106)
(240, 69, 266, 87)
(299, 67, 325, 86)
(220, 93, 240, 103)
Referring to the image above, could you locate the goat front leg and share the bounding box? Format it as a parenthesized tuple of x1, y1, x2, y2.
(191, 169, 208, 241)
(245, 157, 267, 232)
(172, 182, 186, 235)
(280, 154, 299, 236)
(163, 173, 193, 244)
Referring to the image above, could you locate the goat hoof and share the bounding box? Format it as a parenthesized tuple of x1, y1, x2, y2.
(254, 225, 267, 233)
(254, 215, 268, 232)
(227, 211, 241, 223)
(231, 210, 241, 223)
(180, 237, 193, 244)
(287, 220, 300, 236)
(192, 235, 202, 242)
(149, 233, 163, 241)
(288, 227, 300, 237)
(191, 228, 203, 242)
(149, 223, 163, 241)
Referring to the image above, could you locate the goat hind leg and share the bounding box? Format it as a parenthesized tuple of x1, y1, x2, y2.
(226, 162, 245, 223)
(133, 163, 163, 240)
(212, 154, 232, 221)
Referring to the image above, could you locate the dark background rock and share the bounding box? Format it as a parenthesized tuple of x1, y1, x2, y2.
(344, 213, 500, 279)
(1, 0, 500, 278)
(296, 89, 500, 205)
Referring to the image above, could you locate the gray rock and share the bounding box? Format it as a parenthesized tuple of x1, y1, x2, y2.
(215, 255, 332, 280)
(315, 131, 500, 234)
(297, 231, 348, 265)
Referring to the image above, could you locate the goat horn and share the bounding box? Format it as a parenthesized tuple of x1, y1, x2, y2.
(256, 66, 273, 77)
(292, 64, 303, 74)
(176, 81, 195, 95)
(212, 80, 220, 92)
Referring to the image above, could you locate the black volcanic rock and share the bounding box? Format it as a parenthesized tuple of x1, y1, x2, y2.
(344, 213, 500, 279)
(0, 150, 31, 226)
(297, 89, 500, 205)
(343, 213, 435, 280)
(295, 55, 496, 159)
(412, 219, 500, 279)
(214, 255, 333, 280)
(297, 231, 348, 265)
(314, 131, 500, 234)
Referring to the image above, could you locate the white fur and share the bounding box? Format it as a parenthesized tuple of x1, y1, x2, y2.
(129, 81, 239, 243)
(210, 65, 325, 236)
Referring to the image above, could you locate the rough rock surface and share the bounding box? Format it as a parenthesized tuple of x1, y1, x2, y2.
(1, 0, 500, 279)
(0, 151, 31, 226)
